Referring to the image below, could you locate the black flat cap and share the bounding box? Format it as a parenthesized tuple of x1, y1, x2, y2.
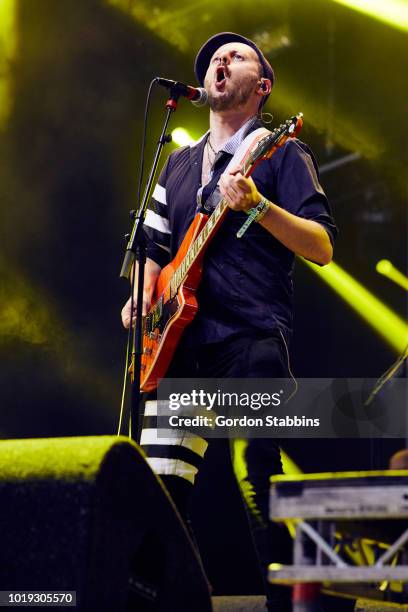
(194, 32, 275, 101)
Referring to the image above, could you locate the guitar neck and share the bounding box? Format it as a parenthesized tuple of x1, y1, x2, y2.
(170, 155, 253, 295)
(168, 112, 304, 296)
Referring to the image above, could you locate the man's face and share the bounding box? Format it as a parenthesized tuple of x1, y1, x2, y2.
(203, 42, 262, 112)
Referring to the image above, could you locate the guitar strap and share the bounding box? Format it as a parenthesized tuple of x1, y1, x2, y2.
(200, 126, 271, 214)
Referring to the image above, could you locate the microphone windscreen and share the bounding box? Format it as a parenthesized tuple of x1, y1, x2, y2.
(191, 88, 208, 107)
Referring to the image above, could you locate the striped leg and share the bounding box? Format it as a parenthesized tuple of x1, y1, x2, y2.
(140, 399, 208, 520)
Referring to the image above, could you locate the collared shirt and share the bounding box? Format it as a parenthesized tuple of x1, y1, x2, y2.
(196, 115, 257, 210)
(144, 120, 337, 345)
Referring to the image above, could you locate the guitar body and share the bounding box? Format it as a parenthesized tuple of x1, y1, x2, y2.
(140, 212, 208, 392)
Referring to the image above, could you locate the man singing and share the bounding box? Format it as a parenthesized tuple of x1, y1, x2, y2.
(122, 32, 337, 612)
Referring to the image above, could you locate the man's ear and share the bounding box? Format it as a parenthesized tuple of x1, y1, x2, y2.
(258, 78, 272, 95)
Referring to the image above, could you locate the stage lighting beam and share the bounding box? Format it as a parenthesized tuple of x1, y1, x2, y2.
(0, 0, 17, 126)
(376, 259, 408, 291)
(330, 0, 408, 32)
(303, 259, 408, 353)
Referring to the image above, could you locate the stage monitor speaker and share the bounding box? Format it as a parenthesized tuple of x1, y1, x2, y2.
(0, 436, 212, 612)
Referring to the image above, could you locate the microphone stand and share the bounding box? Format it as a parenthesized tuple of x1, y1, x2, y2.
(120, 86, 180, 442)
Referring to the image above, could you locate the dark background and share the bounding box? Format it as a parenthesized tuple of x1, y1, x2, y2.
(0, 0, 406, 604)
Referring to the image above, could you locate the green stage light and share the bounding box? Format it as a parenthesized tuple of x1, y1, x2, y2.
(303, 259, 408, 353)
(331, 0, 408, 32)
(377, 259, 408, 291)
(107, 0, 192, 51)
(0, 0, 17, 126)
(281, 450, 301, 476)
(376, 259, 393, 276)
(233, 439, 300, 534)
(0, 256, 117, 405)
(171, 127, 195, 147)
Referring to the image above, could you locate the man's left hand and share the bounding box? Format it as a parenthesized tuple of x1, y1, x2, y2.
(219, 165, 261, 212)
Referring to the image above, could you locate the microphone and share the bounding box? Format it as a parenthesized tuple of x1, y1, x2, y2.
(155, 77, 208, 107)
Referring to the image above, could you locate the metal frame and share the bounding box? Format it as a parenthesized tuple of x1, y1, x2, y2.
(268, 471, 408, 604)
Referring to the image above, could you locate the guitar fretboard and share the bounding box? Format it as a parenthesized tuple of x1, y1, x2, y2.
(169, 156, 252, 296)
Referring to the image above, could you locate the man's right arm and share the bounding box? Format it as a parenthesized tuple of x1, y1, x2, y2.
(121, 257, 161, 329)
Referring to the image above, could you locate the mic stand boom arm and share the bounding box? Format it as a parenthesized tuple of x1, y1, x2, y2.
(119, 85, 180, 442)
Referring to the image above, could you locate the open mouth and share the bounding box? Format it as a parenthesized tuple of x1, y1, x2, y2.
(217, 67, 225, 82)
(216, 66, 227, 85)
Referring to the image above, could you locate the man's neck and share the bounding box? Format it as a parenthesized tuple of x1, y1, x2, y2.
(208, 110, 256, 149)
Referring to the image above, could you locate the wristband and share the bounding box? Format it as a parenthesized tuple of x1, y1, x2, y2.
(248, 197, 270, 223)
(236, 197, 270, 238)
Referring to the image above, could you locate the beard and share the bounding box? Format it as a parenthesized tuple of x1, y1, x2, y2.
(206, 75, 259, 112)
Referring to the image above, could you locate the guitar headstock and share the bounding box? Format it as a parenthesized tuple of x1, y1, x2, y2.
(249, 113, 303, 164)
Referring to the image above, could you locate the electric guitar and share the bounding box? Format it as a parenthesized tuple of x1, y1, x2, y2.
(133, 113, 303, 391)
